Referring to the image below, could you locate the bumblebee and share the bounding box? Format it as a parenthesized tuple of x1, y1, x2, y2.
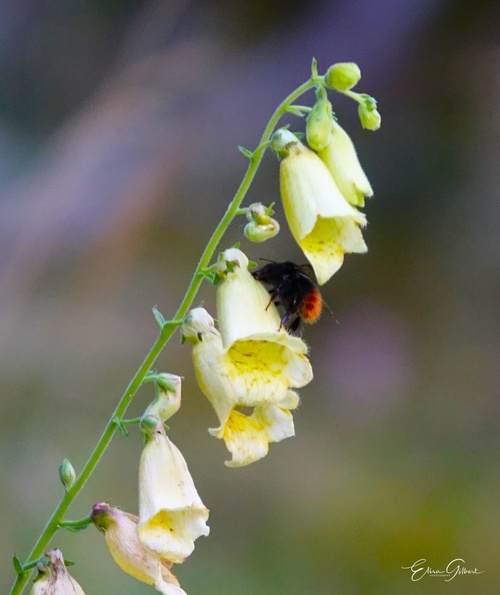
(252, 261, 323, 332)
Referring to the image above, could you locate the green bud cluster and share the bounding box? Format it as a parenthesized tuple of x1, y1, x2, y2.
(358, 95, 381, 130)
(324, 62, 361, 92)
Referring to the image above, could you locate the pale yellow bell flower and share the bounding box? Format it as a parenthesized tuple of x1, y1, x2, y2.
(318, 120, 373, 207)
(216, 249, 312, 406)
(212, 392, 300, 467)
(30, 549, 85, 595)
(182, 250, 312, 468)
(274, 129, 367, 285)
(90, 502, 186, 595)
(137, 422, 209, 562)
(183, 308, 302, 466)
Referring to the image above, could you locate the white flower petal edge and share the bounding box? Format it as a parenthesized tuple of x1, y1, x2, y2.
(318, 120, 373, 207)
(210, 392, 300, 467)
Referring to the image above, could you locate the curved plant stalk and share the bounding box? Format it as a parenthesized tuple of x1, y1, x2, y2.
(10, 75, 318, 595)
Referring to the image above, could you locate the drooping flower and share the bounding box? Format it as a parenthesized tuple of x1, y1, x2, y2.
(137, 421, 209, 562)
(182, 249, 313, 467)
(273, 129, 367, 285)
(30, 549, 85, 595)
(90, 502, 186, 595)
(318, 120, 373, 207)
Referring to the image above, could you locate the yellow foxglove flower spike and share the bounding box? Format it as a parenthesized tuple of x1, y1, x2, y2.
(91, 502, 187, 595)
(30, 549, 85, 595)
(318, 120, 373, 207)
(273, 129, 367, 285)
(137, 421, 209, 562)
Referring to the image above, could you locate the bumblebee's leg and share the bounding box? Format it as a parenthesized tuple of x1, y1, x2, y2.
(265, 288, 281, 310)
(289, 316, 300, 333)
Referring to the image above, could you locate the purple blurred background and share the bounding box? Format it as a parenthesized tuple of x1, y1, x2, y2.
(1, 1, 499, 593)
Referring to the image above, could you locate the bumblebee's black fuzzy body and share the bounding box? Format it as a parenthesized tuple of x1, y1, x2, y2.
(252, 261, 323, 332)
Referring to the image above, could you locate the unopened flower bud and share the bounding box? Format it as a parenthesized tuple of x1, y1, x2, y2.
(325, 62, 361, 91)
(271, 129, 300, 157)
(306, 88, 333, 151)
(143, 374, 182, 423)
(358, 95, 381, 130)
(58, 458, 76, 490)
(181, 307, 218, 345)
(244, 203, 280, 242)
(30, 549, 85, 595)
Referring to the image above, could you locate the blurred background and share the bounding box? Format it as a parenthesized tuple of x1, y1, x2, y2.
(1, 0, 499, 593)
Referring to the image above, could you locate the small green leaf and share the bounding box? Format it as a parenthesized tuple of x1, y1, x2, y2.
(152, 306, 166, 329)
(286, 105, 311, 117)
(238, 145, 254, 159)
(311, 57, 318, 78)
(12, 554, 24, 575)
(59, 515, 93, 533)
(66, 525, 87, 533)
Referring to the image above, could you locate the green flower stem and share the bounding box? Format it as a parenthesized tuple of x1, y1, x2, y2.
(59, 516, 93, 531)
(341, 89, 362, 104)
(10, 76, 315, 595)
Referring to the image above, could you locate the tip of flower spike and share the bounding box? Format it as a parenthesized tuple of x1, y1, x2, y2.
(324, 62, 361, 92)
